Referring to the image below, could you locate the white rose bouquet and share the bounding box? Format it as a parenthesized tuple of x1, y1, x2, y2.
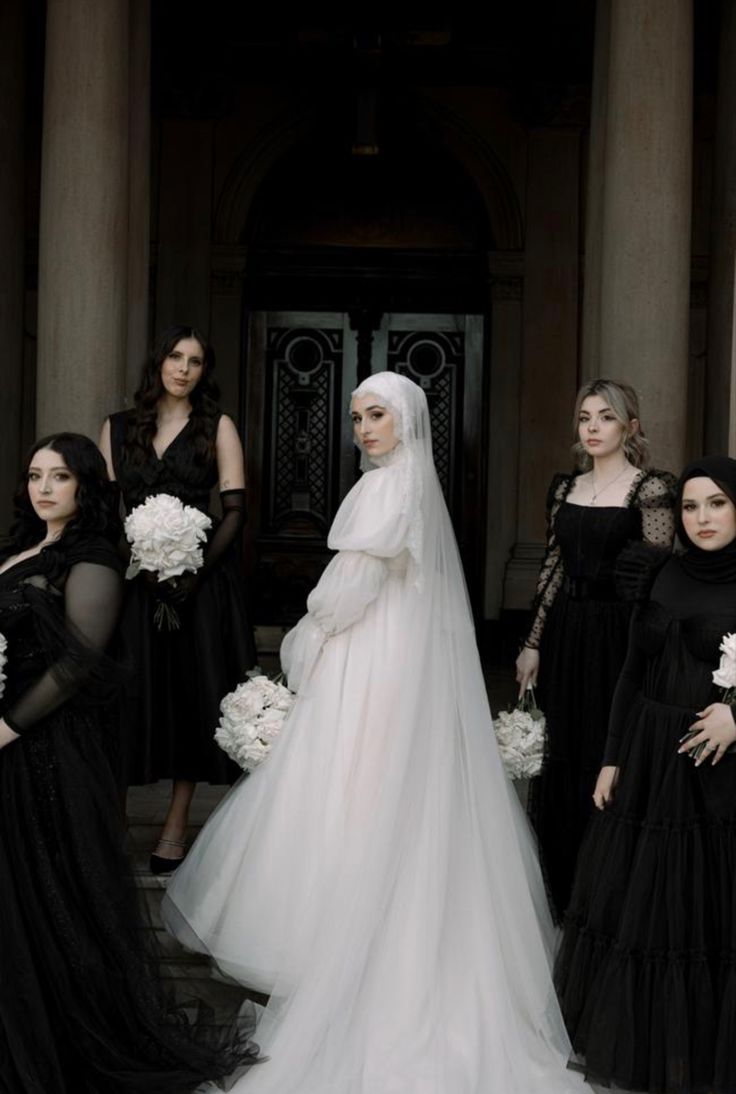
(683, 631, 736, 763)
(215, 674, 295, 772)
(0, 632, 7, 700)
(494, 687, 545, 780)
(124, 493, 212, 629)
(712, 631, 736, 696)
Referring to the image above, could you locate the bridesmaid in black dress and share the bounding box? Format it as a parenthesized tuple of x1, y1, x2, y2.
(0, 433, 255, 1092)
(99, 325, 257, 873)
(556, 456, 736, 1094)
(515, 378, 676, 920)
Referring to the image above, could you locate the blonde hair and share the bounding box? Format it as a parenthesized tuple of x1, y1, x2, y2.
(571, 378, 650, 471)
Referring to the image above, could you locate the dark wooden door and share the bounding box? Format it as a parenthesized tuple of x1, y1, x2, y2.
(243, 310, 485, 625)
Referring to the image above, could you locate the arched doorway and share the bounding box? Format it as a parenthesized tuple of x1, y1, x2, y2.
(240, 121, 492, 624)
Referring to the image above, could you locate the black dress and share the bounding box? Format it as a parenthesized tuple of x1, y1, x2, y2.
(527, 469, 676, 919)
(555, 556, 736, 1094)
(0, 534, 256, 1092)
(109, 410, 257, 785)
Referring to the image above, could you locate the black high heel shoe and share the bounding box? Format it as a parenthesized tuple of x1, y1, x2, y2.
(149, 838, 187, 876)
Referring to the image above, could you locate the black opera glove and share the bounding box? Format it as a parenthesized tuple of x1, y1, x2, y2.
(200, 489, 247, 572)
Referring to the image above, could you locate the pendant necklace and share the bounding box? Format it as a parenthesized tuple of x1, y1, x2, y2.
(589, 464, 630, 506)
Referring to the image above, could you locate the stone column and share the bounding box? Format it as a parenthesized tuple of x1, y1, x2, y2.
(0, 0, 25, 527)
(580, 0, 611, 380)
(517, 130, 581, 544)
(37, 0, 130, 439)
(125, 0, 151, 403)
(598, 0, 693, 472)
(706, 0, 736, 455)
(505, 129, 580, 610)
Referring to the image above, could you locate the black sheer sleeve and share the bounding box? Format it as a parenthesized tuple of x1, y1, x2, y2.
(4, 561, 123, 734)
(602, 610, 648, 766)
(202, 488, 246, 572)
(631, 470, 677, 547)
(524, 474, 572, 649)
(151, 490, 246, 606)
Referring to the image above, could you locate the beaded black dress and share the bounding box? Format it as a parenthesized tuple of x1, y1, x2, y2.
(526, 469, 676, 920)
(0, 534, 256, 1092)
(555, 555, 736, 1094)
(110, 410, 257, 785)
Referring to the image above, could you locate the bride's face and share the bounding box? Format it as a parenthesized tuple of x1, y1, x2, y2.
(351, 394, 399, 458)
(681, 476, 736, 551)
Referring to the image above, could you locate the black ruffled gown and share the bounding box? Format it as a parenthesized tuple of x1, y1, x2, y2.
(555, 555, 736, 1094)
(527, 470, 676, 919)
(109, 410, 257, 785)
(0, 534, 255, 1092)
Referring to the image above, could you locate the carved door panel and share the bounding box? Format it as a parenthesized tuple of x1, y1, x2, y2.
(244, 311, 485, 624)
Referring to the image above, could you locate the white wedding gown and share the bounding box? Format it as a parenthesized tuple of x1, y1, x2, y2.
(163, 374, 584, 1094)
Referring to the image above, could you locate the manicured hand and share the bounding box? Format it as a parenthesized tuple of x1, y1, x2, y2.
(0, 718, 19, 750)
(515, 647, 540, 698)
(593, 765, 619, 810)
(679, 703, 736, 766)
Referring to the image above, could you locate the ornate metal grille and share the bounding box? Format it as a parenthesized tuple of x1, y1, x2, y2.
(265, 327, 343, 535)
(387, 330, 465, 505)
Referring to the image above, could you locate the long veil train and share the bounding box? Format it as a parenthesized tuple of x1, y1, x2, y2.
(163, 372, 583, 1093)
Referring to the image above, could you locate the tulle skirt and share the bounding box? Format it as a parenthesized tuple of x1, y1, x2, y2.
(0, 708, 256, 1093)
(555, 693, 736, 1094)
(530, 592, 633, 920)
(164, 573, 585, 1093)
(119, 550, 257, 786)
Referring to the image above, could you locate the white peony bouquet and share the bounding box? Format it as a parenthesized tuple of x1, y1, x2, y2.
(215, 674, 295, 772)
(494, 687, 545, 780)
(124, 493, 212, 629)
(0, 632, 7, 700)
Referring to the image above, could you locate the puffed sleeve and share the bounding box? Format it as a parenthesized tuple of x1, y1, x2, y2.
(281, 465, 411, 693)
(4, 560, 123, 734)
(632, 470, 677, 547)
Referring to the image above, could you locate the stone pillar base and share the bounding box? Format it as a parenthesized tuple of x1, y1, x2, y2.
(502, 541, 545, 612)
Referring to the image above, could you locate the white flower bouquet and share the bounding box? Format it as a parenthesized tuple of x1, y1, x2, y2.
(494, 687, 545, 780)
(215, 673, 295, 772)
(713, 631, 736, 695)
(124, 493, 212, 629)
(682, 631, 736, 763)
(0, 632, 7, 700)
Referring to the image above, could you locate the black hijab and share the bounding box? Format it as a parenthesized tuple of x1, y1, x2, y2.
(676, 456, 736, 583)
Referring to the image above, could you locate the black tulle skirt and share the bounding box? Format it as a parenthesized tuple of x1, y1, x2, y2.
(119, 551, 257, 786)
(529, 592, 633, 920)
(0, 710, 257, 1093)
(555, 692, 736, 1094)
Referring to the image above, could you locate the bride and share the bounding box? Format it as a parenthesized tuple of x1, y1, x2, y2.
(163, 371, 584, 1093)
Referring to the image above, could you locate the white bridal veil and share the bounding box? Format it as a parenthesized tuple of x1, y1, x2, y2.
(164, 371, 579, 1093)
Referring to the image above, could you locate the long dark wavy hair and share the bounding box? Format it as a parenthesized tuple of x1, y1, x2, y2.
(121, 325, 221, 468)
(11, 433, 121, 549)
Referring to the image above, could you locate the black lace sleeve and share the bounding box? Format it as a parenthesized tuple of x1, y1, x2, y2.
(524, 474, 573, 650)
(630, 469, 677, 547)
(4, 560, 123, 735)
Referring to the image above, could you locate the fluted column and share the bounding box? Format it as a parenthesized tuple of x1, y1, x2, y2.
(598, 0, 693, 471)
(37, 0, 130, 438)
(0, 0, 25, 526)
(706, 0, 736, 455)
